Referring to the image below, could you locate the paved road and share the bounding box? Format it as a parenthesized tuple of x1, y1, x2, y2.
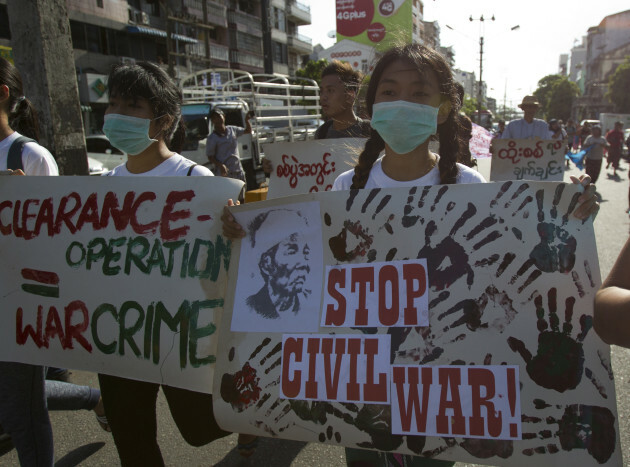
(1, 157, 629, 466)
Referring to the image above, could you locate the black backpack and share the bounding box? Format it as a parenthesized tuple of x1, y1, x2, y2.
(6, 136, 35, 171)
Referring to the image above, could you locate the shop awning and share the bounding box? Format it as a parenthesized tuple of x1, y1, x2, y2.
(126, 26, 198, 44)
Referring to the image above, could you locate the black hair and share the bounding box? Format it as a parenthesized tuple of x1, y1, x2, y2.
(0, 57, 40, 140)
(107, 61, 185, 152)
(321, 60, 363, 92)
(350, 43, 462, 189)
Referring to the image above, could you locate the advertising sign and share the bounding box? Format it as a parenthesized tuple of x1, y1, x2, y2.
(336, 0, 413, 51)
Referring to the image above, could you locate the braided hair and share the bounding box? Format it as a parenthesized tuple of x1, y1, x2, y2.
(350, 44, 463, 189)
(0, 58, 40, 140)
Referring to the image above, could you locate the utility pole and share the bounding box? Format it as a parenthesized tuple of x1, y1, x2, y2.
(469, 14, 494, 126)
(7, 0, 88, 175)
(478, 36, 483, 124)
(261, 0, 273, 74)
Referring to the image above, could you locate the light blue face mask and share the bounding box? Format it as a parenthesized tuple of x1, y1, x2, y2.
(103, 113, 158, 156)
(371, 100, 440, 154)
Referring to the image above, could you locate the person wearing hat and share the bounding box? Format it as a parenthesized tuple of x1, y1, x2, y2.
(245, 209, 312, 319)
(501, 95, 553, 139)
(206, 107, 252, 183)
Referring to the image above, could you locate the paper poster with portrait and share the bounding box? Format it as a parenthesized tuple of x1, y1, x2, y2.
(264, 138, 365, 199)
(215, 181, 621, 466)
(230, 200, 324, 333)
(490, 139, 566, 182)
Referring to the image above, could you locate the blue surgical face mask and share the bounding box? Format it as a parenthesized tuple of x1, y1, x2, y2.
(103, 114, 158, 156)
(371, 100, 440, 154)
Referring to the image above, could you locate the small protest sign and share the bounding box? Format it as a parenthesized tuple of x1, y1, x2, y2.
(0, 176, 243, 393)
(264, 138, 365, 199)
(470, 123, 493, 159)
(491, 139, 566, 181)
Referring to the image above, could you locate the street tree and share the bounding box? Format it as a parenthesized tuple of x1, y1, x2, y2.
(606, 57, 630, 113)
(533, 74, 563, 119)
(295, 58, 328, 86)
(461, 96, 484, 118)
(547, 78, 581, 121)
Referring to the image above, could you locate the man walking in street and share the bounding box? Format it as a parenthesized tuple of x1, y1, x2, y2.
(501, 95, 552, 140)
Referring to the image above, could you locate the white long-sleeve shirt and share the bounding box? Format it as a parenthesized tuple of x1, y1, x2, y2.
(501, 118, 552, 140)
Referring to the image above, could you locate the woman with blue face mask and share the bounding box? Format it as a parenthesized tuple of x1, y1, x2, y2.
(220, 44, 600, 467)
(102, 62, 209, 176)
(97, 62, 231, 466)
(332, 43, 599, 467)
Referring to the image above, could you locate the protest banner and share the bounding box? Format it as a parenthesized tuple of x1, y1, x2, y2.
(264, 138, 365, 199)
(214, 181, 620, 466)
(0, 176, 243, 393)
(491, 139, 566, 182)
(470, 123, 493, 159)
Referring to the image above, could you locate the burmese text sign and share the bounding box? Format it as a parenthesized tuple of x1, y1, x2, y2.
(491, 139, 566, 182)
(264, 138, 365, 199)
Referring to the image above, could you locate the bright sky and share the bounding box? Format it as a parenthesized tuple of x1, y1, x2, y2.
(300, 0, 630, 108)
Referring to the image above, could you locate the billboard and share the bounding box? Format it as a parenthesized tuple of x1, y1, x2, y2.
(336, 0, 413, 51)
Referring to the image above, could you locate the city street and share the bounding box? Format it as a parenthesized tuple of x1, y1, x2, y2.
(1, 157, 629, 466)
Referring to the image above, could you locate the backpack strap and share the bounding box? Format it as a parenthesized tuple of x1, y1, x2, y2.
(8, 136, 35, 171)
(187, 164, 197, 176)
(316, 120, 334, 139)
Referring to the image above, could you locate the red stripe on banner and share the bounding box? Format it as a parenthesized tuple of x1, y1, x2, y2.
(21, 268, 59, 285)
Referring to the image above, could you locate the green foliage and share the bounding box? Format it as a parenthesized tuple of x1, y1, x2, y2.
(461, 97, 485, 118)
(295, 59, 329, 86)
(547, 79, 581, 121)
(533, 75, 563, 119)
(606, 57, 630, 113)
(533, 75, 580, 120)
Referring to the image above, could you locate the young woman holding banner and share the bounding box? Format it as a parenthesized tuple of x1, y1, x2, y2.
(0, 56, 58, 467)
(222, 43, 599, 467)
(97, 61, 231, 466)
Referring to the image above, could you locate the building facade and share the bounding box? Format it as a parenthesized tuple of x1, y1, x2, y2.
(0, 0, 313, 133)
(573, 9, 630, 119)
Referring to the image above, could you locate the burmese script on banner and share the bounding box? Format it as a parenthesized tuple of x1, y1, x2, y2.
(264, 138, 365, 199)
(491, 139, 566, 182)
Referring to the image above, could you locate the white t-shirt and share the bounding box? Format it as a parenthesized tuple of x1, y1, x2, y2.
(332, 156, 486, 190)
(105, 153, 213, 177)
(0, 131, 59, 175)
(501, 119, 552, 140)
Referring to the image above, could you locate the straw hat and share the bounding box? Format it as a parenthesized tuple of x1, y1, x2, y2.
(518, 95, 540, 108)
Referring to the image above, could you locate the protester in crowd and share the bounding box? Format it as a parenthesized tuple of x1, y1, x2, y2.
(549, 118, 567, 140)
(44, 380, 109, 431)
(566, 119, 578, 151)
(605, 121, 625, 177)
(583, 126, 608, 183)
(0, 56, 60, 467)
(315, 60, 371, 139)
(99, 61, 231, 466)
(579, 121, 592, 148)
(494, 119, 506, 139)
(262, 60, 371, 177)
(500, 95, 552, 139)
(222, 42, 599, 467)
(206, 107, 251, 182)
(594, 237, 630, 347)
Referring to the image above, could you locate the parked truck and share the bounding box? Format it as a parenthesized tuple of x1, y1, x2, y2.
(179, 68, 321, 190)
(599, 113, 630, 134)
